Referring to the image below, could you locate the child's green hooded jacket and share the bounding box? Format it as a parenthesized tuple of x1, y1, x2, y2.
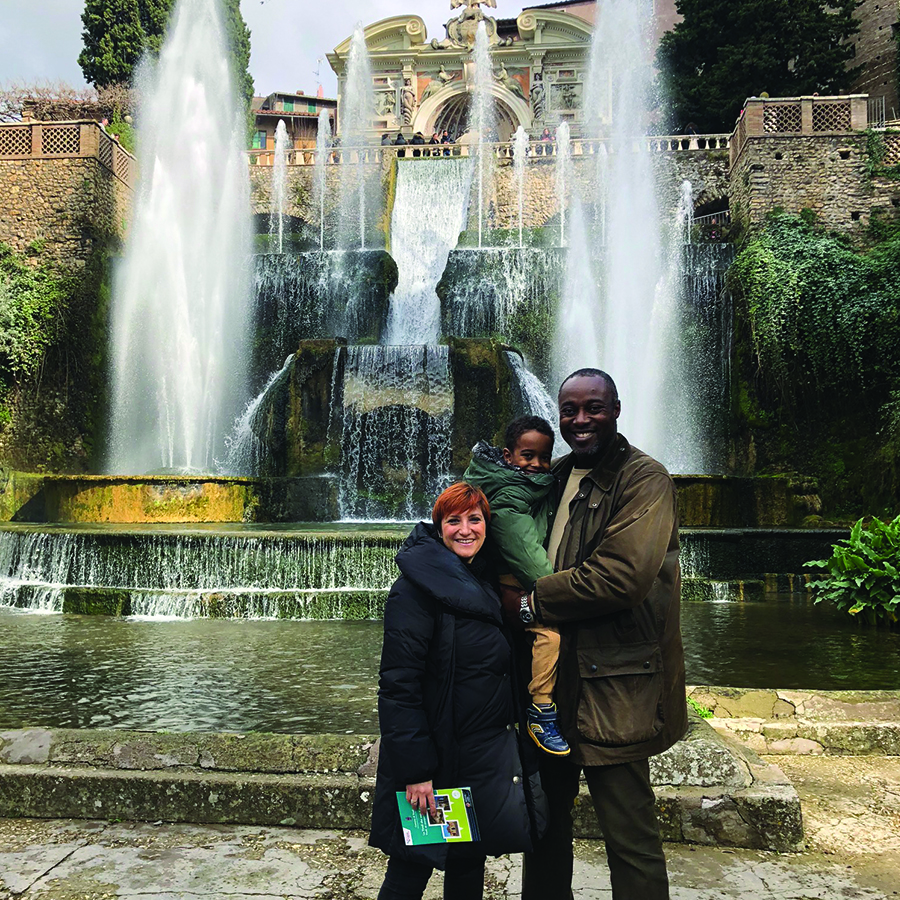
(464, 441, 556, 592)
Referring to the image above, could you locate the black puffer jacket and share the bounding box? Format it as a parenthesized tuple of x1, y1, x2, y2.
(368, 522, 546, 869)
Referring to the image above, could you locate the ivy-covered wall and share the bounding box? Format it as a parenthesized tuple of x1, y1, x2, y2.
(728, 212, 900, 518)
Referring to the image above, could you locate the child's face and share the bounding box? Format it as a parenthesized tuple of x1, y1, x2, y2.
(503, 430, 554, 474)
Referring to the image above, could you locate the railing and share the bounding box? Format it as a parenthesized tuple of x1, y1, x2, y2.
(693, 210, 731, 228)
(0, 120, 136, 188)
(247, 134, 732, 167)
(730, 95, 869, 166)
(869, 96, 887, 129)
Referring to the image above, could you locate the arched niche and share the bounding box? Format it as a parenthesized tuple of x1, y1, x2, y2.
(413, 81, 533, 142)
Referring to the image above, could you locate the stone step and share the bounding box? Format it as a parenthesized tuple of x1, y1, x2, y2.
(0, 723, 802, 852)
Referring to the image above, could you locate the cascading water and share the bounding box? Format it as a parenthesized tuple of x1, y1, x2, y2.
(108, 0, 251, 475)
(555, 121, 571, 247)
(314, 109, 332, 252)
(471, 22, 496, 249)
(513, 126, 528, 249)
(337, 26, 375, 252)
(222, 354, 293, 475)
(338, 345, 453, 521)
(384, 158, 472, 344)
(268, 120, 289, 254)
(505, 352, 563, 446)
(0, 528, 398, 619)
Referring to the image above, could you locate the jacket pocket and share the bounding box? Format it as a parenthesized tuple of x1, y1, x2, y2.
(575, 641, 664, 746)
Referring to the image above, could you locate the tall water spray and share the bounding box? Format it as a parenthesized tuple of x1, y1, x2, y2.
(555, 121, 571, 247)
(337, 27, 375, 252)
(269, 120, 289, 254)
(513, 125, 528, 248)
(313, 109, 332, 251)
(108, 0, 251, 474)
(471, 22, 496, 249)
(556, 0, 704, 471)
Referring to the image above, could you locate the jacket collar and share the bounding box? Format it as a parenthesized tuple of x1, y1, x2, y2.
(395, 522, 502, 624)
(552, 433, 631, 493)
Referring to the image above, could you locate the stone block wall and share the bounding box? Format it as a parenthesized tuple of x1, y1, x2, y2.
(730, 133, 900, 238)
(851, 0, 900, 118)
(249, 148, 731, 235)
(0, 122, 134, 265)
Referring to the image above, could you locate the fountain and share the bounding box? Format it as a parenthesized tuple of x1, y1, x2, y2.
(268, 120, 289, 254)
(313, 109, 332, 252)
(337, 26, 375, 252)
(471, 21, 495, 249)
(512, 125, 528, 249)
(107, 0, 252, 475)
(555, 121, 571, 248)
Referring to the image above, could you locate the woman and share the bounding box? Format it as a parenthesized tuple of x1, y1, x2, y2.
(369, 482, 545, 899)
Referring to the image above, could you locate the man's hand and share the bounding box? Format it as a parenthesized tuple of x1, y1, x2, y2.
(406, 781, 436, 815)
(499, 584, 532, 628)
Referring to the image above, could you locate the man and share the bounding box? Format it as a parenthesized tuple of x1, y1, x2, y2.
(504, 368, 687, 900)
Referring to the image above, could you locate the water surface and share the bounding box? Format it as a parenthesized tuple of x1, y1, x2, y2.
(1, 597, 897, 733)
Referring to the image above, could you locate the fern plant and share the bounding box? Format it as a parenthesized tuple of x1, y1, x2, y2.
(806, 516, 900, 626)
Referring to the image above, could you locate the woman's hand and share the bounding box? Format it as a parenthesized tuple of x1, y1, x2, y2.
(406, 781, 436, 816)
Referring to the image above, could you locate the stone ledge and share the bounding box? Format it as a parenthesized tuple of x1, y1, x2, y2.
(0, 763, 801, 851)
(0, 722, 802, 851)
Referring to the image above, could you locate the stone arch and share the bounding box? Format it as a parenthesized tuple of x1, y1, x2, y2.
(413, 80, 533, 141)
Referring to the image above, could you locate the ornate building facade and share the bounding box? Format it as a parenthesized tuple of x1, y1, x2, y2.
(327, 0, 598, 142)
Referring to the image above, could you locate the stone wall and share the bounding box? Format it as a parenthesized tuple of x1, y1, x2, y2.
(249, 148, 732, 235)
(730, 133, 900, 238)
(0, 122, 134, 265)
(851, 0, 900, 118)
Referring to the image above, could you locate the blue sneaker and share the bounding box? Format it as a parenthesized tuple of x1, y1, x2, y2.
(527, 702, 570, 756)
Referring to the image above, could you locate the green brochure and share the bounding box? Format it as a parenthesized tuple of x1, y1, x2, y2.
(396, 787, 481, 846)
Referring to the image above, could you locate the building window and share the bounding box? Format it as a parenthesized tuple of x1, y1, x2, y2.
(283, 99, 294, 112)
(252, 130, 267, 149)
(307, 102, 317, 113)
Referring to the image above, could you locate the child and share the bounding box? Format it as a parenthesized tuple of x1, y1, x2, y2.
(464, 415, 569, 756)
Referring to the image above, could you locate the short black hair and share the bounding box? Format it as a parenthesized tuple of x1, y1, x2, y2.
(504, 415, 555, 452)
(558, 368, 618, 402)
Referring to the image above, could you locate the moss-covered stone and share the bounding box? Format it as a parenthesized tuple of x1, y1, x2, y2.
(61, 587, 131, 616)
(448, 338, 518, 473)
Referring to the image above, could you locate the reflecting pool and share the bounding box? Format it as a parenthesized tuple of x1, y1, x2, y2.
(1, 597, 897, 733)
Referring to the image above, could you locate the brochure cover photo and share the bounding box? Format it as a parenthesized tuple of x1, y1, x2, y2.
(396, 787, 481, 846)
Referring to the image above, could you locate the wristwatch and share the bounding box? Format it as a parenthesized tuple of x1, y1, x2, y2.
(519, 594, 535, 625)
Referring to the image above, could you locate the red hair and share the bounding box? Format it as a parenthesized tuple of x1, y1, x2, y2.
(432, 482, 491, 530)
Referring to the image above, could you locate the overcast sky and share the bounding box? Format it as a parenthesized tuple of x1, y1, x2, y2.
(0, 0, 529, 99)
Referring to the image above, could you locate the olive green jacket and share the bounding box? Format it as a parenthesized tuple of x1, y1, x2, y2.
(533, 434, 687, 766)
(464, 441, 556, 591)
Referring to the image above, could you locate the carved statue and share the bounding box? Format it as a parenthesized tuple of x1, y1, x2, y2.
(495, 62, 525, 101)
(375, 89, 397, 118)
(400, 78, 417, 126)
(421, 65, 456, 101)
(530, 71, 545, 122)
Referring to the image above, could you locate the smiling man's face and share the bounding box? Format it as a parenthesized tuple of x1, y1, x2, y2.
(558, 374, 621, 464)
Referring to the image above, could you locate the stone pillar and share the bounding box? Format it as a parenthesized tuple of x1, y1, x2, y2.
(400, 57, 416, 137)
(30, 123, 41, 156)
(850, 95, 868, 131)
(800, 98, 813, 134)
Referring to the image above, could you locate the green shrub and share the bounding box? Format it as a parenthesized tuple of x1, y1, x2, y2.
(806, 515, 900, 626)
(687, 697, 714, 719)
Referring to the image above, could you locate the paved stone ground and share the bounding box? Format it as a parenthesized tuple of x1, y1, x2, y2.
(0, 757, 897, 900)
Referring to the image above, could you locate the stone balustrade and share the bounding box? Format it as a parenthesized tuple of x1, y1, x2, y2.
(0, 120, 136, 188)
(246, 133, 732, 167)
(729, 94, 870, 167)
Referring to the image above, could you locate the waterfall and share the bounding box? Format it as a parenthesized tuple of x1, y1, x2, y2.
(337, 26, 375, 252)
(555, 121, 571, 248)
(505, 352, 563, 446)
(513, 126, 528, 249)
(269, 120, 289, 254)
(222, 354, 293, 475)
(384, 158, 472, 344)
(108, 0, 251, 475)
(338, 345, 452, 521)
(314, 109, 332, 251)
(0, 528, 399, 619)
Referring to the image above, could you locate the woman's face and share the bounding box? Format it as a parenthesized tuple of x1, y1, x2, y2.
(439, 506, 487, 562)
